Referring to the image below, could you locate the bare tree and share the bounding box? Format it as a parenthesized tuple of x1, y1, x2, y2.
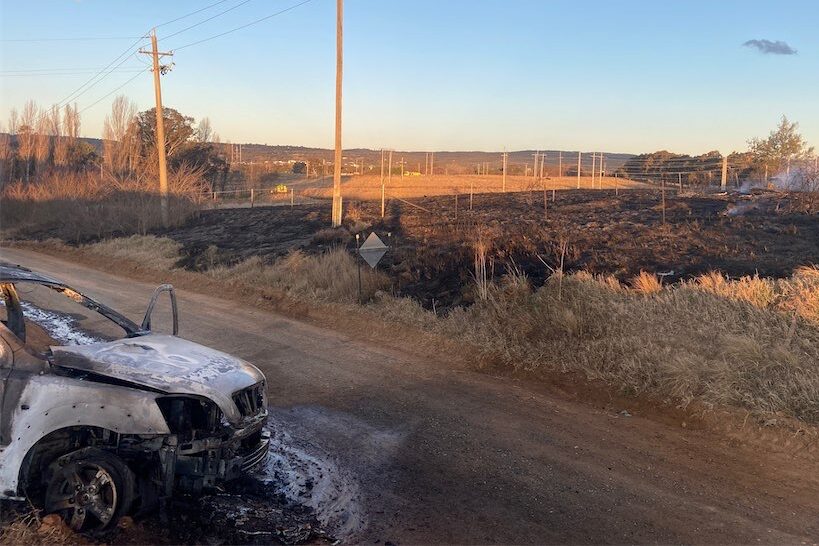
(0, 122, 10, 185)
(51, 105, 68, 167)
(63, 103, 80, 140)
(34, 113, 52, 174)
(18, 100, 38, 181)
(103, 95, 138, 175)
(196, 117, 213, 143)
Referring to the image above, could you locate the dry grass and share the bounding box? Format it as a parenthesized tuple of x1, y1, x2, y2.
(631, 271, 663, 294)
(1, 170, 204, 242)
(205, 248, 389, 304)
(0, 512, 86, 545)
(302, 174, 649, 201)
(442, 272, 819, 422)
(85, 235, 183, 271)
(50, 234, 819, 423)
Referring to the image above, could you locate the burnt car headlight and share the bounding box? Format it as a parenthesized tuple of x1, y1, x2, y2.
(156, 396, 224, 438)
(232, 382, 266, 419)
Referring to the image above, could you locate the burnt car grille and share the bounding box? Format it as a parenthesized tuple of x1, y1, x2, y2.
(233, 382, 265, 418)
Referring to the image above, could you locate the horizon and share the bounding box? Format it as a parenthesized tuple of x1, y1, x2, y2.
(1, 0, 817, 156)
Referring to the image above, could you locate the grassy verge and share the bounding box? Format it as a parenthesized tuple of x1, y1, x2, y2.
(10, 235, 819, 432)
(1, 172, 202, 242)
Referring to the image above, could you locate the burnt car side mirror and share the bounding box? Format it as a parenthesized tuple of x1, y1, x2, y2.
(141, 284, 178, 335)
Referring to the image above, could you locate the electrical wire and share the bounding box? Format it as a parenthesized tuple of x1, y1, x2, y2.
(172, 0, 314, 51)
(0, 36, 141, 42)
(161, 0, 255, 42)
(78, 70, 149, 114)
(2, 69, 145, 77)
(154, 0, 233, 29)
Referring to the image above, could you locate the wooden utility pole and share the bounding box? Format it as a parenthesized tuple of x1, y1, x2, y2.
(140, 30, 173, 227)
(502, 151, 507, 192)
(576, 151, 581, 189)
(558, 151, 562, 182)
(591, 152, 596, 190)
(599, 153, 604, 189)
(388, 150, 393, 185)
(430, 151, 434, 178)
(720, 155, 728, 190)
(380, 149, 385, 218)
(331, 0, 343, 226)
(532, 151, 539, 180)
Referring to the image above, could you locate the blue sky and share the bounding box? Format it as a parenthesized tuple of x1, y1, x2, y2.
(1, 0, 816, 154)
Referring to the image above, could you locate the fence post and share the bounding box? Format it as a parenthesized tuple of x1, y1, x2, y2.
(469, 181, 474, 210)
(250, 188, 255, 208)
(543, 186, 548, 220)
(661, 179, 666, 225)
(291, 188, 295, 207)
(454, 193, 458, 220)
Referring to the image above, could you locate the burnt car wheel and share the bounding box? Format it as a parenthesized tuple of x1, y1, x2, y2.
(44, 447, 135, 532)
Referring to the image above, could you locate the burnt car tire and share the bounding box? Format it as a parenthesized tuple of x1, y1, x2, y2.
(44, 447, 136, 532)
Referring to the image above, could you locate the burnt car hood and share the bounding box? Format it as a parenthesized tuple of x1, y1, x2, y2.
(50, 334, 265, 424)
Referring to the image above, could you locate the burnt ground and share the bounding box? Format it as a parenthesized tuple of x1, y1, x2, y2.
(155, 189, 819, 309)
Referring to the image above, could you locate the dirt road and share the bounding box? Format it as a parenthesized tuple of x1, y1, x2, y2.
(3, 247, 818, 544)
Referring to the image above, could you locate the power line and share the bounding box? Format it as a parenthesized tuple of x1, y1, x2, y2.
(161, 0, 255, 42)
(78, 70, 149, 114)
(155, 0, 233, 29)
(2, 69, 145, 77)
(52, 37, 148, 109)
(0, 36, 141, 42)
(0, 0, 233, 42)
(1, 66, 148, 73)
(172, 0, 314, 51)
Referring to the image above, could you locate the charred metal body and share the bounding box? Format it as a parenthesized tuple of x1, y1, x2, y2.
(0, 263, 269, 530)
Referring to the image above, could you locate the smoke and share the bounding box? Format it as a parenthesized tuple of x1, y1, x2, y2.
(743, 39, 797, 55)
(739, 167, 818, 193)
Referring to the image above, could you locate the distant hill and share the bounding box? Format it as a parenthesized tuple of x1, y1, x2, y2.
(4, 134, 635, 172)
(216, 142, 635, 172)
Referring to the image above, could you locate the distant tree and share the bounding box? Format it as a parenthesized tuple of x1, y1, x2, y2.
(292, 161, 306, 174)
(129, 106, 226, 191)
(65, 140, 97, 169)
(102, 95, 138, 175)
(196, 117, 213, 143)
(18, 101, 38, 181)
(131, 107, 196, 160)
(749, 116, 814, 173)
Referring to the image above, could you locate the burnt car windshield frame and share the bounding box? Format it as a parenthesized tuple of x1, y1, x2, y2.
(8, 280, 142, 338)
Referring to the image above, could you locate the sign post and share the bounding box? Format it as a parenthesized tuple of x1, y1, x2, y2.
(356, 232, 389, 303)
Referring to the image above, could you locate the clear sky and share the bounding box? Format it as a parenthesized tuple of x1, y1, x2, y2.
(1, 0, 816, 155)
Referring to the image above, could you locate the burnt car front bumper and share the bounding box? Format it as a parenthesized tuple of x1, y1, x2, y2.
(163, 414, 270, 493)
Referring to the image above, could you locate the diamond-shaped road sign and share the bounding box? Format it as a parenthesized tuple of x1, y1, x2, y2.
(358, 232, 388, 268)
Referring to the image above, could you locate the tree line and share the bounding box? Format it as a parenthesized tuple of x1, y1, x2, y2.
(616, 117, 815, 186)
(1, 95, 231, 192)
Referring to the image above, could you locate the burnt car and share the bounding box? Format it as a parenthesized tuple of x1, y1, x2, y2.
(0, 263, 269, 531)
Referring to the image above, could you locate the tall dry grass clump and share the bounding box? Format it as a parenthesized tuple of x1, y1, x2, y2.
(443, 271, 819, 423)
(1, 168, 204, 242)
(630, 270, 663, 294)
(206, 248, 389, 304)
(691, 268, 819, 324)
(85, 235, 183, 271)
